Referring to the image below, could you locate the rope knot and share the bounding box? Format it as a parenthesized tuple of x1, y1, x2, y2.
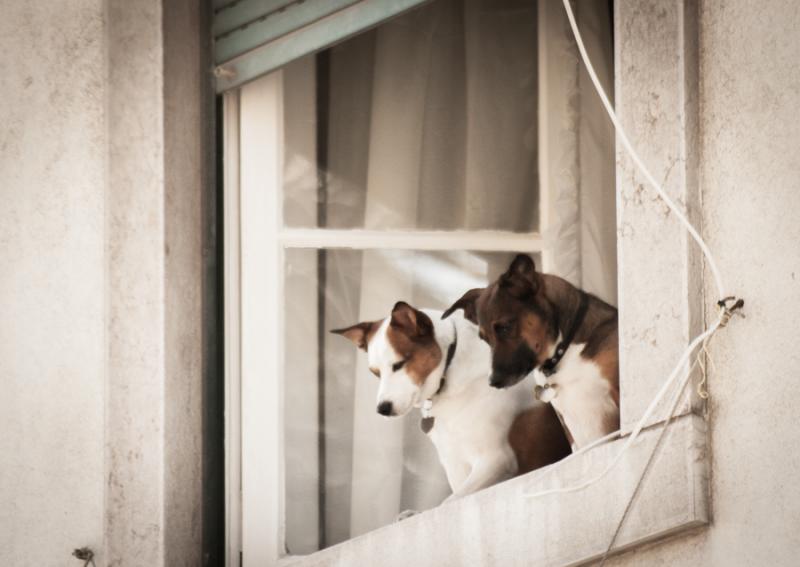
(716, 296, 745, 327)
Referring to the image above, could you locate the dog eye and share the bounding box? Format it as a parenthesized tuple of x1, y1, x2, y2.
(494, 321, 513, 338)
(392, 359, 407, 372)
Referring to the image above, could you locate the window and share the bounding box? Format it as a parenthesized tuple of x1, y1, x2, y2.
(220, 1, 707, 566)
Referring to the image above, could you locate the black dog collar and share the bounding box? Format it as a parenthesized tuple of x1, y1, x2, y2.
(435, 325, 458, 397)
(540, 292, 589, 377)
(420, 322, 458, 434)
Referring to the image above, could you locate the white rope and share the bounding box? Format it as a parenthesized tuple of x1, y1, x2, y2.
(598, 332, 715, 567)
(560, 0, 726, 301)
(524, 0, 737, 499)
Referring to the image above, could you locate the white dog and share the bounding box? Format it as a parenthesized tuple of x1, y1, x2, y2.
(333, 301, 570, 501)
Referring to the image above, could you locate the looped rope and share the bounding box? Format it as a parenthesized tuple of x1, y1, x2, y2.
(696, 341, 713, 400)
(717, 297, 746, 327)
(599, 338, 710, 566)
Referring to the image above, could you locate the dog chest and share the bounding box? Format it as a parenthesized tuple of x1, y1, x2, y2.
(541, 344, 618, 448)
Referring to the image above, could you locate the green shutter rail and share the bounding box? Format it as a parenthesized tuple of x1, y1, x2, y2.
(213, 0, 431, 92)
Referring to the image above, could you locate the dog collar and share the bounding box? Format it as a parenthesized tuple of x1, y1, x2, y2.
(539, 291, 589, 378)
(436, 324, 459, 395)
(420, 321, 458, 433)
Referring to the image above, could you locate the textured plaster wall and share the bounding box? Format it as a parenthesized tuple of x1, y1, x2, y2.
(105, 0, 168, 563)
(0, 2, 106, 565)
(608, 0, 800, 564)
(106, 0, 206, 564)
(162, 1, 206, 564)
(0, 1, 206, 565)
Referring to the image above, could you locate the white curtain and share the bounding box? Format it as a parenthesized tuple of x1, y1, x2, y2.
(577, 0, 617, 305)
(280, 0, 615, 553)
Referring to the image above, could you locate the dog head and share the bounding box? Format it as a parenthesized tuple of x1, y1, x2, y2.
(443, 254, 557, 389)
(332, 301, 445, 417)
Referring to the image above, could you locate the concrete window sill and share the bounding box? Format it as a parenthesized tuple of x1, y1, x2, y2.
(282, 413, 708, 567)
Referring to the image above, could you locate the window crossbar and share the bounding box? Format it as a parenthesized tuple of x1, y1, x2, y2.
(277, 228, 544, 252)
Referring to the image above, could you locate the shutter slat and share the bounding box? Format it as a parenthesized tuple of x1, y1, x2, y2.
(213, 0, 239, 11)
(213, 0, 431, 92)
(213, 0, 300, 37)
(215, 0, 361, 64)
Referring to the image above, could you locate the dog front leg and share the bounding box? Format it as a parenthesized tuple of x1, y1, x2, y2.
(444, 455, 516, 502)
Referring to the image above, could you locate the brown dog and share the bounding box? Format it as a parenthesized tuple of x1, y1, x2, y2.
(443, 254, 619, 449)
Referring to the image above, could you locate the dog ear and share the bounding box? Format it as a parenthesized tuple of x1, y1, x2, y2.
(330, 321, 379, 351)
(500, 254, 540, 298)
(391, 301, 433, 337)
(442, 288, 483, 324)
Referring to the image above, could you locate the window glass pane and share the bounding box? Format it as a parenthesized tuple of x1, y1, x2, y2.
(283, 248, 540, 553)
(281, 0, 539, 232)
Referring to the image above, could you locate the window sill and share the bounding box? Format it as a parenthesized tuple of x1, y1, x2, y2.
(280, 413, 709, 567)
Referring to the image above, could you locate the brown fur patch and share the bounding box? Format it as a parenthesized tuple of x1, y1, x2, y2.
(331, 318, 384, 351)
(507, 404, 572, 474)
(519, 311, 556, 359)
(386, 317, 442, 387)
(586, 331, 620, 407)
(441, 287, 482, 324)
(603, 404, 621, 434)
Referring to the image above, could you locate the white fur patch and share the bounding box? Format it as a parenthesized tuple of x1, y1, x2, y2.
(533, 343, 618, 448)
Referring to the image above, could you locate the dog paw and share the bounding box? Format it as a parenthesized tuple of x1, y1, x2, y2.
(395, 509, 419, 522)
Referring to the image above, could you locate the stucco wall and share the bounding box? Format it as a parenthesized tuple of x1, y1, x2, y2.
(0, 1, 207, 565)
(609, 0, 800, 564)
(0, 2, 106, 565)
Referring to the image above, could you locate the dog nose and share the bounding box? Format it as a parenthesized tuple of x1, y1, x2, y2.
(489, 373, 507, 389)
(377, 401, 393, 416)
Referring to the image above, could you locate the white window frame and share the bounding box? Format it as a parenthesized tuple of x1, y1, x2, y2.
(224, 72, 550, 567)
(223, 1, 710, 565)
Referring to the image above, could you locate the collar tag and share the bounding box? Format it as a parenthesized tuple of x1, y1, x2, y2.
(420, 416, 435, 434)
(534, 384, 557, 403)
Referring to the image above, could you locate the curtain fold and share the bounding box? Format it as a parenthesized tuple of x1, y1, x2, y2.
(577, 0, 617, 305)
